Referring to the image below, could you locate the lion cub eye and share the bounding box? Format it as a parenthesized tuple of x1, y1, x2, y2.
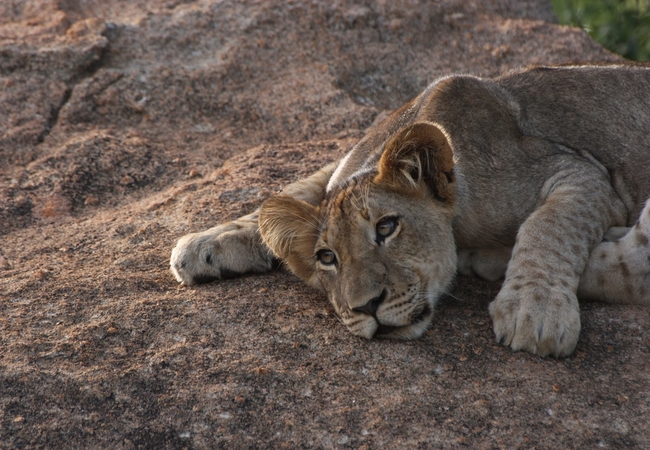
(316, 249, 337, 266)
(376, 216, 398, 244)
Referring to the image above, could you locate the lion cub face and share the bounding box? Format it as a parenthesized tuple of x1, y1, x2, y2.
(260, 122, 457, 339)
(316, 181, 457, 339)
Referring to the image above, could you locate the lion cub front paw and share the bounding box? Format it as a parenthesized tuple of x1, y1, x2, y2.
(488, 284, 581, 357)
(170, 221, 276, 285)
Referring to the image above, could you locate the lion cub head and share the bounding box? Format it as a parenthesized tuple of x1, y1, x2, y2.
(259, 122, 457, 339)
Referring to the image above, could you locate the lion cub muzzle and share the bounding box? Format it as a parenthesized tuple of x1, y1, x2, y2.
(351, 288, 387, 317)
(344, 285, 437, 340)
(350, 288, 396, 336)
(349, 288, 428, 337)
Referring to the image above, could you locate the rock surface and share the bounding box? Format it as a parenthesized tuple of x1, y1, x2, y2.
(1, 0, 648, 448)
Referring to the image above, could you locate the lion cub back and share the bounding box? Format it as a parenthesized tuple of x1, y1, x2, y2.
(497, 64, 650, 221)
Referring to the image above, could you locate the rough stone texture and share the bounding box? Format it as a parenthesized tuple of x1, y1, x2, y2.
(1, 1, 648, 448)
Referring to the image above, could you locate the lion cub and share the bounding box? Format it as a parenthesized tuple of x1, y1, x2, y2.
(171, 64, 650, 357)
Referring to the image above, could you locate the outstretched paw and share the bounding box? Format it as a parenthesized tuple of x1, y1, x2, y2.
(170, 220, 277, 285)
(489, 284, 580, 357)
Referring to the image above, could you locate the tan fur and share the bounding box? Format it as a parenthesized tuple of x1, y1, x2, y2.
(171, 64, 650, 357)
(578, 200, 650, 304)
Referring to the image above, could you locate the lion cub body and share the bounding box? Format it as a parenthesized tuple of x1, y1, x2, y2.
(171, 64, 650, 357)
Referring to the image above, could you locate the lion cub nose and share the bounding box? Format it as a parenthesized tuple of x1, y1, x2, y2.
(352, 289, 387, 317)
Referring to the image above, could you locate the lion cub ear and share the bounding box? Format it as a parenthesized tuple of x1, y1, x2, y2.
(375, 122, 455, 203)
(259, 196, 320, 287)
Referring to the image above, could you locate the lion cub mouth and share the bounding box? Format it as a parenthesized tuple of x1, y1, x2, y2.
(374, 304, 433, 338)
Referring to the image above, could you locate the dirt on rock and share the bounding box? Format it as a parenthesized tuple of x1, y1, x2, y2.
(1, 1, 648, 448)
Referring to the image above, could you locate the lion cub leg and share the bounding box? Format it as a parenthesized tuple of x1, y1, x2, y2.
(170, 162, 337, 285)
(489, 168, 627, 357)
(578, 198, 650, 304)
